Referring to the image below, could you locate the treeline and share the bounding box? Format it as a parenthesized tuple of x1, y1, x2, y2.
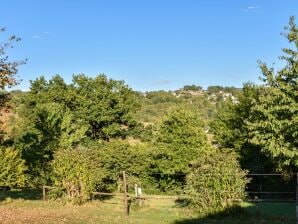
(0, 17, 297, 215)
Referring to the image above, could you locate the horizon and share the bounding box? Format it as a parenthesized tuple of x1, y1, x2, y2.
(1, 0, 297, 91)
(6, 81, 242, 93)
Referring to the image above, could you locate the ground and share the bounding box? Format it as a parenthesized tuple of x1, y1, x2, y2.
(0, 189, 295, 224)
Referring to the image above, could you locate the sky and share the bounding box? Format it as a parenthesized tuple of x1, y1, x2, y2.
(1, 0, 297, 91)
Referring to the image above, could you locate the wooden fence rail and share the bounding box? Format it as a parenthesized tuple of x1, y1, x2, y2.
(41, 171, 298, 221)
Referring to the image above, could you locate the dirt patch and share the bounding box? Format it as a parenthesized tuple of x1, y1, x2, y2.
(0, 207, 76, 224)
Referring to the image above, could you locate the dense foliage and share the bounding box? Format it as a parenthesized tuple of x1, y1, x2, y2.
(186, 150, 249, 215)
(0, 17, 296, 217)
(182, 85, 202, 91)
(213, 17, 298, 174)
(247, 17, 298, 172)
(135, 89, 217, 125)
(0, 27, 26, 90)
(8, 74, 138, 185)
(0, 28, 25, 141)
(150, 106, 211, 192)
(211, 83, 275, 174)
(0, 147, 27, 187)
(99, 140, 152, 191)
(51, 147, 106, 203)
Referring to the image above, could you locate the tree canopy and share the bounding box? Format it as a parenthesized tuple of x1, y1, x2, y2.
(10, 74, 139, 184)
(150, 105, 211, 191)
(0, 27, 26, 91)
(247, 17, 298, 171)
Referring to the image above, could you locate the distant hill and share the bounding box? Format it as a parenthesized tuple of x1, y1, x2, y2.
(135, 85, 241, 124)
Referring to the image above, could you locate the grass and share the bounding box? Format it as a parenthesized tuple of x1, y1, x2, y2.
(0, 189, 296, 224)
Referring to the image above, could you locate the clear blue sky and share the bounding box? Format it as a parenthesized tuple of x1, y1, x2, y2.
(1, 0, 297, 91)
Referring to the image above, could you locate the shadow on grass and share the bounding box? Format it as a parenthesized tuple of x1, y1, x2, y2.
(173, 202, 296, 224)
(92, 194, 114, 201)
(93, 195, 120, 205)
(173, 198, 191, 208)
(0, 188, 42, 201)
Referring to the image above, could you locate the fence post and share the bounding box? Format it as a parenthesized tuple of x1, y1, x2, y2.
(296, 173, 298, 224)
(122, 171, 129, 216)
(255, 196, 260, 218)
(42, 186, 46, 201)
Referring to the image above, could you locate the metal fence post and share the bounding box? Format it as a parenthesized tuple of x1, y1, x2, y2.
(255, 196, 260, 218)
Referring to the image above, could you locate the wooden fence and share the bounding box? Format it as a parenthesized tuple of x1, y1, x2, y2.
(42, 171, 298, 220)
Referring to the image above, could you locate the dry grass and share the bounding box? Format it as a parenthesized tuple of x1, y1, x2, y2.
(0, 190, 295, 224)
(0, 197, 189, 224)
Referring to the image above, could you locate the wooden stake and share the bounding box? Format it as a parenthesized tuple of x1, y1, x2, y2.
(42, 186, 46, 201)
(122, 171, 129, 215)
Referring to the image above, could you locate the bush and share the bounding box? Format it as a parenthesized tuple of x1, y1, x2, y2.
(0, 147, 27, 187)
(99, 140, 152, 192)
(186, 150, 249, 215)
(51, 147, 106, 203)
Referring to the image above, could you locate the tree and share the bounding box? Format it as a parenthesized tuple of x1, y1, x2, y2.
(0, 147, 27, 187)
(247, 17, 298, 171)
(210, 85, 287, 193)
(0, 28, 25, 142)
(13, 101, 68, 185)
(70, 74, 139, 140)
(182, 85, 202, 91)
(211, 83, 275, 173)
(150, 105, 211, 192)
(0, 27, 25, 90)
(10, 74, 138, 185)
(157, 105, 208, 147)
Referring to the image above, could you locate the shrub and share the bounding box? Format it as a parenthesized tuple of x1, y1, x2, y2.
(0, 147, 27, 187)
(99, 140, 152, 192)
(186, 150, 249, 216)
(51, 147, 106, 203)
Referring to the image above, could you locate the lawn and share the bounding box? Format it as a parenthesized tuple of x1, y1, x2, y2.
(0, 189, 295, 224)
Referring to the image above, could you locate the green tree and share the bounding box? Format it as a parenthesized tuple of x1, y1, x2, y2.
(0, 27, 26, 90)
(151, 105, 211, 192)
(0, 147, 27, 187)
(157, 105, 208, 147)
(11, 74, 138, 185)
(247, 17, 298, 171)
(59, 111, 89, 149)
(182, 85, 202, 91)
(71, 74, 139, 140)
(13, 102, 67, 185)
(211, 83, 275, 173)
